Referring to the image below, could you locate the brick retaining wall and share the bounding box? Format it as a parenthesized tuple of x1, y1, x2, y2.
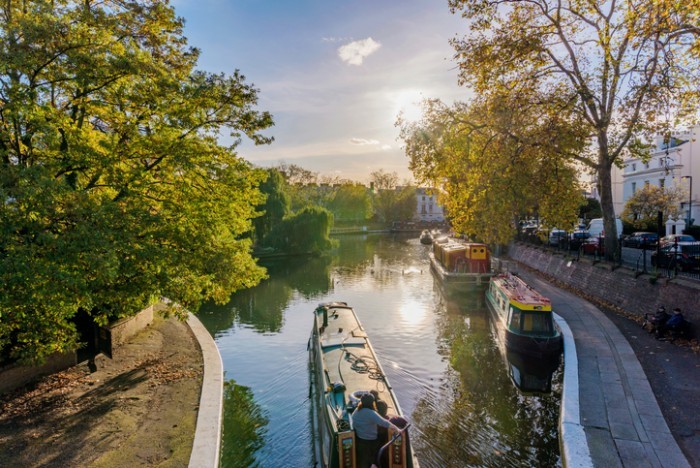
(509, 243, 700, 325)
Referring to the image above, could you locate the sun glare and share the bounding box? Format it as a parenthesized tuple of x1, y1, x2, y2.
(398, 298, 427, 327)
(390, 88, 425, 122)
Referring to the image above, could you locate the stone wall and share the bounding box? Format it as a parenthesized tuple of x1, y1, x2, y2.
(508, 243, 700, 325)
(0, 304, 158, 395)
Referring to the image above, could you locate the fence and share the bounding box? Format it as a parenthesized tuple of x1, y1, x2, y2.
(518, 232, 700, 281)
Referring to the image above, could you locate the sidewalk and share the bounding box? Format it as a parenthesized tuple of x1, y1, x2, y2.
(0, 314, 205, 467)
(517, 269, 697, 467)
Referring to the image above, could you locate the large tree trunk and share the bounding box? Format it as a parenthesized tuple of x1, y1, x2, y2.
(598, 144, 619, 262)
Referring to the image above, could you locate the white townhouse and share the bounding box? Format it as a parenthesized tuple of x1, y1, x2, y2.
(414, 188, 446, 222)
(620, 125, 699, 229)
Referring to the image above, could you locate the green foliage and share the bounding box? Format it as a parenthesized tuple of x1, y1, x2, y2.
(262, 206, 336, 255)
(0, 1, 273, 362)
(579, 198, 603, 222)
(327, 184, 372, 222)
(253, 168, 290, 243)
(370, 170, 416, 222)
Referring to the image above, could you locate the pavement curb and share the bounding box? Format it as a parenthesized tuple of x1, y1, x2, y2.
(186, 312, 223, 468)
(555, 313, 594, 468)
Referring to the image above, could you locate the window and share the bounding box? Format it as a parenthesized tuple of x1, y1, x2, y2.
(644, 180, 650, 187)
(632, 182, 636, 194)
(659, 179, 665, 188)
(644, 162, 649, 169)
(520, 312, 554, 336)
(632, 163, 637, 171)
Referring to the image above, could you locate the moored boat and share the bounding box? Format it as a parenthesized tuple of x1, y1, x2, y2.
(309, 302, 418, 468)
(429, 239, 493, 287)
(485, 272, 562, 358)
(419, 230, 433, 245)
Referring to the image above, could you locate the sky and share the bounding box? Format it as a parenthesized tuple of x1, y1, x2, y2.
(171, 0, 471, 184)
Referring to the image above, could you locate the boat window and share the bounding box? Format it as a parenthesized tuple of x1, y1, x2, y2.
(508, 308, 520, 329)
(520, 312, 553, 335)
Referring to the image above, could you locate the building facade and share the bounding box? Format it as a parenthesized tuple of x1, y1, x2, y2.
(414, 188, 446, 222)
(620, 126, 698, 229)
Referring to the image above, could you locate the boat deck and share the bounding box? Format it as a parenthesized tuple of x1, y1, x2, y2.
(313, 304, 398, 416)
(493, 273, 551, 308)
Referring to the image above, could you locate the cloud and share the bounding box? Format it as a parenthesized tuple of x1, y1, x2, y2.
(322, 36, 352, 43)
(381, 144, 391, 150)
(338, 38, 381, 66)
(350, 138, 380, 146)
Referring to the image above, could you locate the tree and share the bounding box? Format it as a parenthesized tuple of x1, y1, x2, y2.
(253, 168, 289, 243)
(261, 206, 335, 254)
(448, 0, 700, 259)
(0, 1, 273, 362)
(327, 184, 372, 223)
(621, 185, 684, 230)
(579, 198, 603, 223)
(370, 170, 417, 223)
(398, 97, 583, 244)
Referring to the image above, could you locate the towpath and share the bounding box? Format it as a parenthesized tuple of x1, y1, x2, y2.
(517, 268, 698, 468)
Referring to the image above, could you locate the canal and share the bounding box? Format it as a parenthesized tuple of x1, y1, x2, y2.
(198, 234, 562, 467)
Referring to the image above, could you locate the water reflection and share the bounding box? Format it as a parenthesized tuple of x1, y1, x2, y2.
(198, 255, 332, 334)
(200, 234, 562, 467)
(506, 349, 561, 394)
(220, 379, 269, 468)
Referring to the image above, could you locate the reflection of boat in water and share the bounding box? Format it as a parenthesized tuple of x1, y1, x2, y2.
(309, 302, 418, 468)
(429, 238, 494, 288)
(485, 272, 562, 358)
(505, 348, 560, 394)
(419, 230, 433, 245)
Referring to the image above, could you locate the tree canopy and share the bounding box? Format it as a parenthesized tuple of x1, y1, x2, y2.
(448, 0, 700, 258)
(399, 97, 583, 244)
(621, 184, 684, 230)
(0, 0, 273, 362)
(370, 169, 417, 223)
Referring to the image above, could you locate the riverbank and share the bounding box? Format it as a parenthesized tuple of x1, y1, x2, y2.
(0, 314, 203, 467)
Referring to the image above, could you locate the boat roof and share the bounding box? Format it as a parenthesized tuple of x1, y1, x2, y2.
(312, 303, 400, 417)
(492, 273, 551, 310)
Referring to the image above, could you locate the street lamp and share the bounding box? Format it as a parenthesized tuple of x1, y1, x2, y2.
(682, 176, 692, 229)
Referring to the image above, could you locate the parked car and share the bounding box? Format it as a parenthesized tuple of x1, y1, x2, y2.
(569, 230, 591, 250)
(587, 217, 623, 238)
(623, 232, 659, 249)
(581, 237, 604, 255)
(548, 229, 567, 246)
(658, 234, 697, 247)
(651, 244, 700, 271)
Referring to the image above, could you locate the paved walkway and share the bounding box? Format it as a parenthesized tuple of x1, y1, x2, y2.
(517, 270, 690, 468)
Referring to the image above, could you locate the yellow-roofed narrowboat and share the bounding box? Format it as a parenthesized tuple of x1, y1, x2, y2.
(485, 273, 562, 358)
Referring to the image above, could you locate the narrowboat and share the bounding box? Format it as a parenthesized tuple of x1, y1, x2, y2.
(309, 302, 418, 468)
(485, 272, 562, 358)
(429, 239, 493, 287)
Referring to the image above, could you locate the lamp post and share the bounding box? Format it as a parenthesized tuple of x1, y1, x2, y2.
(682, 176, 692, 229)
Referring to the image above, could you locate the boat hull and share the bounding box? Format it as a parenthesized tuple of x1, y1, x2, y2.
(429, 253, 493, 288)
(485, 278, 562, 359)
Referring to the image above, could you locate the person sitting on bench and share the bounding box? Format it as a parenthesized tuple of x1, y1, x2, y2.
(645, 305, 669, 334)
(656, 308, 687, 339)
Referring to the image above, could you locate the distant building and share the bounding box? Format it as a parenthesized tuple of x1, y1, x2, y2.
(414, 188, 445, 222)
(620, 126, 699, 227)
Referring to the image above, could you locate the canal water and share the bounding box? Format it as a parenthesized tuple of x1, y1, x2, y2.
(197, 234, 562, 467)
